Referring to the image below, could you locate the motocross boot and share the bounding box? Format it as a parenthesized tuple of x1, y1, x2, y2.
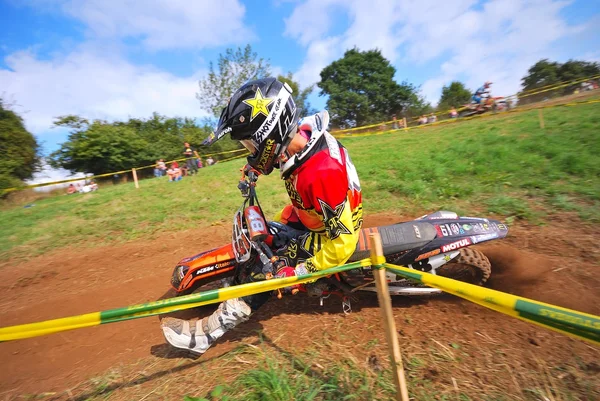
(161, 298, 251, 355)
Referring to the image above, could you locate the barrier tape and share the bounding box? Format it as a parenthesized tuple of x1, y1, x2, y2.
(333, 97, 600, 139)
(1, 255, 598, 345)
(134, 148, 246, 171)
(405, 73, 600, 125)
(2, 147, 248, 194)
(334, 73, 600, 133)
(4, 85, 598, 194)
(0, 259, 371, 342)
(517, 76, 600, 101)
(519, 73, 600, 95)
(384, 263, 600, 345)
(218, 152, 250, 164)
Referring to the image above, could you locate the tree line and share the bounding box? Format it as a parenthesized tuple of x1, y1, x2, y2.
(1, 46, 599, 194)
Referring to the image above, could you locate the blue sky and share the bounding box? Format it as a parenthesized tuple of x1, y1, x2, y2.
(1, 0, 599, 156)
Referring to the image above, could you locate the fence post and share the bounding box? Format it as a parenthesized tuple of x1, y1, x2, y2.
(132, 168, 140, 189)
(538, 109, 545, 129)
(369, 233, 409, 401)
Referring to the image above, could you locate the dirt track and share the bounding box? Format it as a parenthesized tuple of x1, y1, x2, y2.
(0, 213, 599, 399)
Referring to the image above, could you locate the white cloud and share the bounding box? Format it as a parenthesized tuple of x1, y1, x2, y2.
(285, 0, 406, 87)
(0, 46, 208, 135)
(286, 0, 585, 104)
(24, 0, 253, 51)
(419, 0, 576, 103)
(294, 36, 343, 88)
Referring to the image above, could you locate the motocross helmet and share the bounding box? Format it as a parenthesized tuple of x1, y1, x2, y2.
(204, 77, 298, 175)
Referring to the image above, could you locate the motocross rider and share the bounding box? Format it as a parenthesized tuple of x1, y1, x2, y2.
(472, 81, 492, 110)
(161, 77, 363, 355)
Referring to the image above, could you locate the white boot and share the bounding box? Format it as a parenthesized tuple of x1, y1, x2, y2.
(161, 298, 251, 355)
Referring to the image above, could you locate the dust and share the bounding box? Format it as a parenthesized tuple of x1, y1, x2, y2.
(479, 244, 600, 314)
(479, 245, 552, 295)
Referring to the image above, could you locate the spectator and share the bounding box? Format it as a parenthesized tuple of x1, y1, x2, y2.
(158, 159, 167, 175)
(154, 160, 164, 178)
(419, 115, 427, 125)
(428, 113, 437, 124)
(450, 108, 458, 118)
(66, 184, 77, 195)
(167, 163, 182, 182)
(183, 142, 200, 176)
(79, 181, 98, 193)
(206, 156, 215, 166)
(392, 114, 398, 130)
(197, 158, 203, 168)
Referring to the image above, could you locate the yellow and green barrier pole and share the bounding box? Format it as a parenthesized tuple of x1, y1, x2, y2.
(384, 263, 600, 345)
(0, 259, 371, 342)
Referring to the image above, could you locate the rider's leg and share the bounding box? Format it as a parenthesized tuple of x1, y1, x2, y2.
(161, 272, 271, 355)
(162, 216, 311, 356)
(161, 298, 252, 355)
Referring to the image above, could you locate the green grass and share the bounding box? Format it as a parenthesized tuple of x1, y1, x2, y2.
(1, 103, 599, 260)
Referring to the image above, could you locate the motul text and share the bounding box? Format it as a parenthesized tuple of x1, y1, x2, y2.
(441, 238, 472, 252)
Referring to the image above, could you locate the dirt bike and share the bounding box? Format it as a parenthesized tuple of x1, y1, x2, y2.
(460, 96, 506, 117)
(169, 170, 508, 311)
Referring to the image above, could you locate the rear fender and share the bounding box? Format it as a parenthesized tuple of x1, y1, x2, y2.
(171, 244, 237, 293)
(395, 216, 508, 266)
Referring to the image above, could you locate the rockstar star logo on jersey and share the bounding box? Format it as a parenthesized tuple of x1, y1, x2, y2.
(318, 198, 351, 240)
(243, 87, 274, 121)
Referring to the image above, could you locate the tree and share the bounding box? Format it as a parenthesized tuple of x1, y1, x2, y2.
(277, 72, 316, 117)
(521, 59, 600, 92)
(520, 58, 600, 104)
(48, 113, 241, 175)
(437, 81, 472, 110)
(197, 45, 271, 117)
(559, 60, 600, 82)
(49, 117, 149, 175)
(318, 48, 419, 128)
(0, 99, 40, 193)
(521, 59, 560, 91)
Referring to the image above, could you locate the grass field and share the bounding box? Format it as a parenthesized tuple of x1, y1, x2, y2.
(1, 101, 599, 261)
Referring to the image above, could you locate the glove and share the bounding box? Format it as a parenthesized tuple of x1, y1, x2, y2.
(274, 263, 309, 296)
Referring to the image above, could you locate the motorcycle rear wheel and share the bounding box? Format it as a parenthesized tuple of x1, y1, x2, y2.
(436, 248, 491, 285)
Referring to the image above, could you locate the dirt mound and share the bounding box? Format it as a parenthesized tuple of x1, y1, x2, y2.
(0, 213, 599, 399)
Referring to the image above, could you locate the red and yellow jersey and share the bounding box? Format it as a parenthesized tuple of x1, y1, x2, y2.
(276, 133, 363, 272)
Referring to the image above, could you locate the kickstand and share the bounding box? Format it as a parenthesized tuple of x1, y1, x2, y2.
(342, 296, 352, 315)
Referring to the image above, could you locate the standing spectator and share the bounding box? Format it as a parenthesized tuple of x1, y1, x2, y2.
(392, 114, 398, 130)
(450, 108, 458, 118)
(183, 142, 200, 176)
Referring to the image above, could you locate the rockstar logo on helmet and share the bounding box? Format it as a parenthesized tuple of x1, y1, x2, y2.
(243, 87, 274, 121)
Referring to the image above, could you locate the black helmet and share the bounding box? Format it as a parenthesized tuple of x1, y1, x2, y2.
(205, 77, 298, 175)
